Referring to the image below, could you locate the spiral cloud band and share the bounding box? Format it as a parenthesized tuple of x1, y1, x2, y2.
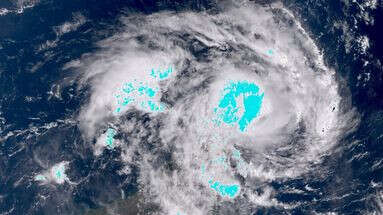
(68, 1, 359, 214)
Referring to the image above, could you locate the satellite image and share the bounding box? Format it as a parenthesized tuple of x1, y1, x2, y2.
(0, 0, 382, 214)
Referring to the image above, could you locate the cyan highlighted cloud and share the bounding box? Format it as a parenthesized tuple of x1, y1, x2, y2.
(34, 162, 69, 185)
(208, 180, 240, 198)
(214, 81, 264, 132)
(199, 144, 244, 199)
(150, 67, 173, 80)
(113, 67, 173, 114)
(105, 128, 116, 149)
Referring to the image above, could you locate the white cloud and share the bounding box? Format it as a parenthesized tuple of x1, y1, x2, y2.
(69, 1, 359, 213)
(34, 161, 71, 185)
(0, 8, 9, 16)
(54, 13, 86, 37)
(357, 35, 370, 54)
(0, 0, 38, 15)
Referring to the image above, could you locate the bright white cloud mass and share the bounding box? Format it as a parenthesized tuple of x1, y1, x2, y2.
(66, 1, 359, 214)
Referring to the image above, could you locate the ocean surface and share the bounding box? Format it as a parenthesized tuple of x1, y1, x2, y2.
(0, 0, 382, 214)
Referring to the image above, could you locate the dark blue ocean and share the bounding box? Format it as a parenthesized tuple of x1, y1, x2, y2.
(0, 0, 382, 214)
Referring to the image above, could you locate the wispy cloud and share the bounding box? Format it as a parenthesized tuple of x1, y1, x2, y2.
(54, 13, 86, 37)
